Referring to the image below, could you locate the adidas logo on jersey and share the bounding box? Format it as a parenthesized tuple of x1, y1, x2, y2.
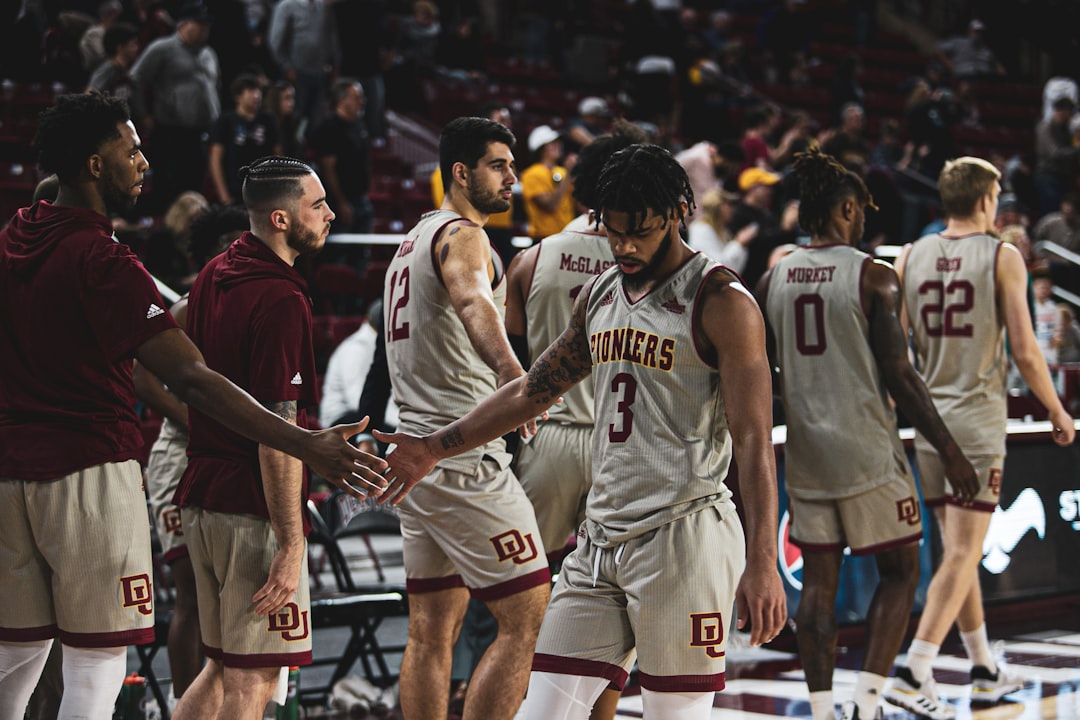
(146, 303, 164, 319)
(661, 296, 685, 314)
(599, 291, 615, 306)
(291, 372, 303, 385)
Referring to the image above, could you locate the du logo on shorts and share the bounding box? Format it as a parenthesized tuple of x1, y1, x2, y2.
(689, 612, 726, 658)
(896, 496, 920, 526)
(268, 602, 310, 642)
(161, 507, 183, 535)
(490, 529, 539, 564)
(120, 573, 153, 616)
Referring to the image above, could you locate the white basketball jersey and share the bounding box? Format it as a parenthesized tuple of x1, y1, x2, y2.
(583, 252, 735, 547)
(903, 232, 1007, 456)
(766, 244, 911, 499)
(384, 210, 510, 473)
(526, 229, 614, 425)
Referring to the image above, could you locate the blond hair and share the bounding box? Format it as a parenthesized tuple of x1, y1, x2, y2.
(164, 191, 209, 237)
(938, 156, 1000, 219)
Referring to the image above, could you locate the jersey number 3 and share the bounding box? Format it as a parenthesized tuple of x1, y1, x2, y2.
(608, 372, 638, 442)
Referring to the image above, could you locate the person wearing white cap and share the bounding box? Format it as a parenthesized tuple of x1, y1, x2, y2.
(521, 125, 576, 242)
(567, 96, 613, 151)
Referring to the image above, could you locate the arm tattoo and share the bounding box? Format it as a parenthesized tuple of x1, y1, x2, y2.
(262, 400, 298, 422)
(440, 426, 465, 450)
(525, 314, 592, 404)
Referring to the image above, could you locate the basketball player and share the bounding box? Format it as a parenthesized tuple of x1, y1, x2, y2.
(134, 205, 250, 704)
(758, 148, 978, 720)
(377, 144, 787, 720)
(380, 116, 552, 720)
(0, 94, 382, 719)
(885, 157, 1075, 716)
(169, 157, 339, 719)
(504, 121, 647, 720)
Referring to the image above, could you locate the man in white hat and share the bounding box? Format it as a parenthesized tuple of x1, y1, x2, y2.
(521, 125, 576, 242)
(568, 96, 613, 150)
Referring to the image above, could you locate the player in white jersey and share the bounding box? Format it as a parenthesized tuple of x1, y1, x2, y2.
(504, 121, 647, 720)
(377, 144, 786, 720)
(885, 156, 1075, 717)
(759, 148, 977, 720)
(381, 117, 551, 720)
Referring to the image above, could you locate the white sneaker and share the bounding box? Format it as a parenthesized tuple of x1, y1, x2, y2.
(971, 642, 1025, 702)
(883, 666, 956, 720)
(839, 700, 884, 720)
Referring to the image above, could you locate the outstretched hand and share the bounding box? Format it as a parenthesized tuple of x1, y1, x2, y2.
(305, 417, 389, 499)
(372, 429, 439, 506)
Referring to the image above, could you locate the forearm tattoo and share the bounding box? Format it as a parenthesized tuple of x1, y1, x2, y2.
(262, 400, 298, 422)
(440, 426, 465, 450)
(525, 320, 592, 404)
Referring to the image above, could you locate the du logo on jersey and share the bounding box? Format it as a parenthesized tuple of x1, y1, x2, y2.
(981, 488, 1046, 574)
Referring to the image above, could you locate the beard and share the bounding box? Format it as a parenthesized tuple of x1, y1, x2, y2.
(100, 166, 138, 215)
(467, 174, 511, 215)
(286, 222, 325, 255)
(619, 229, 673, 292)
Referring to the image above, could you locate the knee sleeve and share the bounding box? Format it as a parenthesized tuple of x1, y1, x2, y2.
(522, 671, 609, 720)
(641, 687, 715, 718)
(58, 645, 127, 720)
(0, 639, 54, 720)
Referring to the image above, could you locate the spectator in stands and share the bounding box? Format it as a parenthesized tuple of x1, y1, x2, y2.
(905, 84, 961, 180)
(208, 74, 281, 206)
(758, 0, 817, 85)
(740, 103, 801, 172)
(869, 118, 912, 170)
(334, 0, 391, 141)
(1033, 269, 1060, 374)
(732, 166, 800, 290)
(79, 0, 123, 71)
(521, 125, 576, 242)
(142, 191, 209, 293)
(264, 81, 302, 159)
(1043, 76, 1079, 122)
(1034, 96, 1079, 218)
(829, 53, 866, 126)
(688, 187, 758, 273)
(320, 299, 399, 430)
(822, 102, 871, 174)
(994, 192, 1030, 235)
(1055, 303, 1080, 365)
(86, 22, 143, 118)
(934, 19, 1006, 81)
(385, 0, 441, 114)
(268, 0, 340, 136)
(1034, 193, 1080, 254)
(309, 79, 373, 235)
(131, 1, 219, 214)
(566, 97, 613, 153)
(676, 139, 744, 220)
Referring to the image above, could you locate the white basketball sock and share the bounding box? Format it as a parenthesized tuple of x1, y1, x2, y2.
(810, 690, 836, 720)
(854, 671, 887, 719)
(960, 623, 995, 668)
(521, 671, 609, 720)
(640, 688, 715, 719)
(57, 644, 127, 720)
(906, 639, 940, 684)
(0, 639, 53, 720)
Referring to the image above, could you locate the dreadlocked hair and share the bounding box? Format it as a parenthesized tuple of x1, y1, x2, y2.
(35, 92, 130, 182)
(240, 155, 313, 212)
(594, 144, 693, 233)
(792, 146, 875, 237)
